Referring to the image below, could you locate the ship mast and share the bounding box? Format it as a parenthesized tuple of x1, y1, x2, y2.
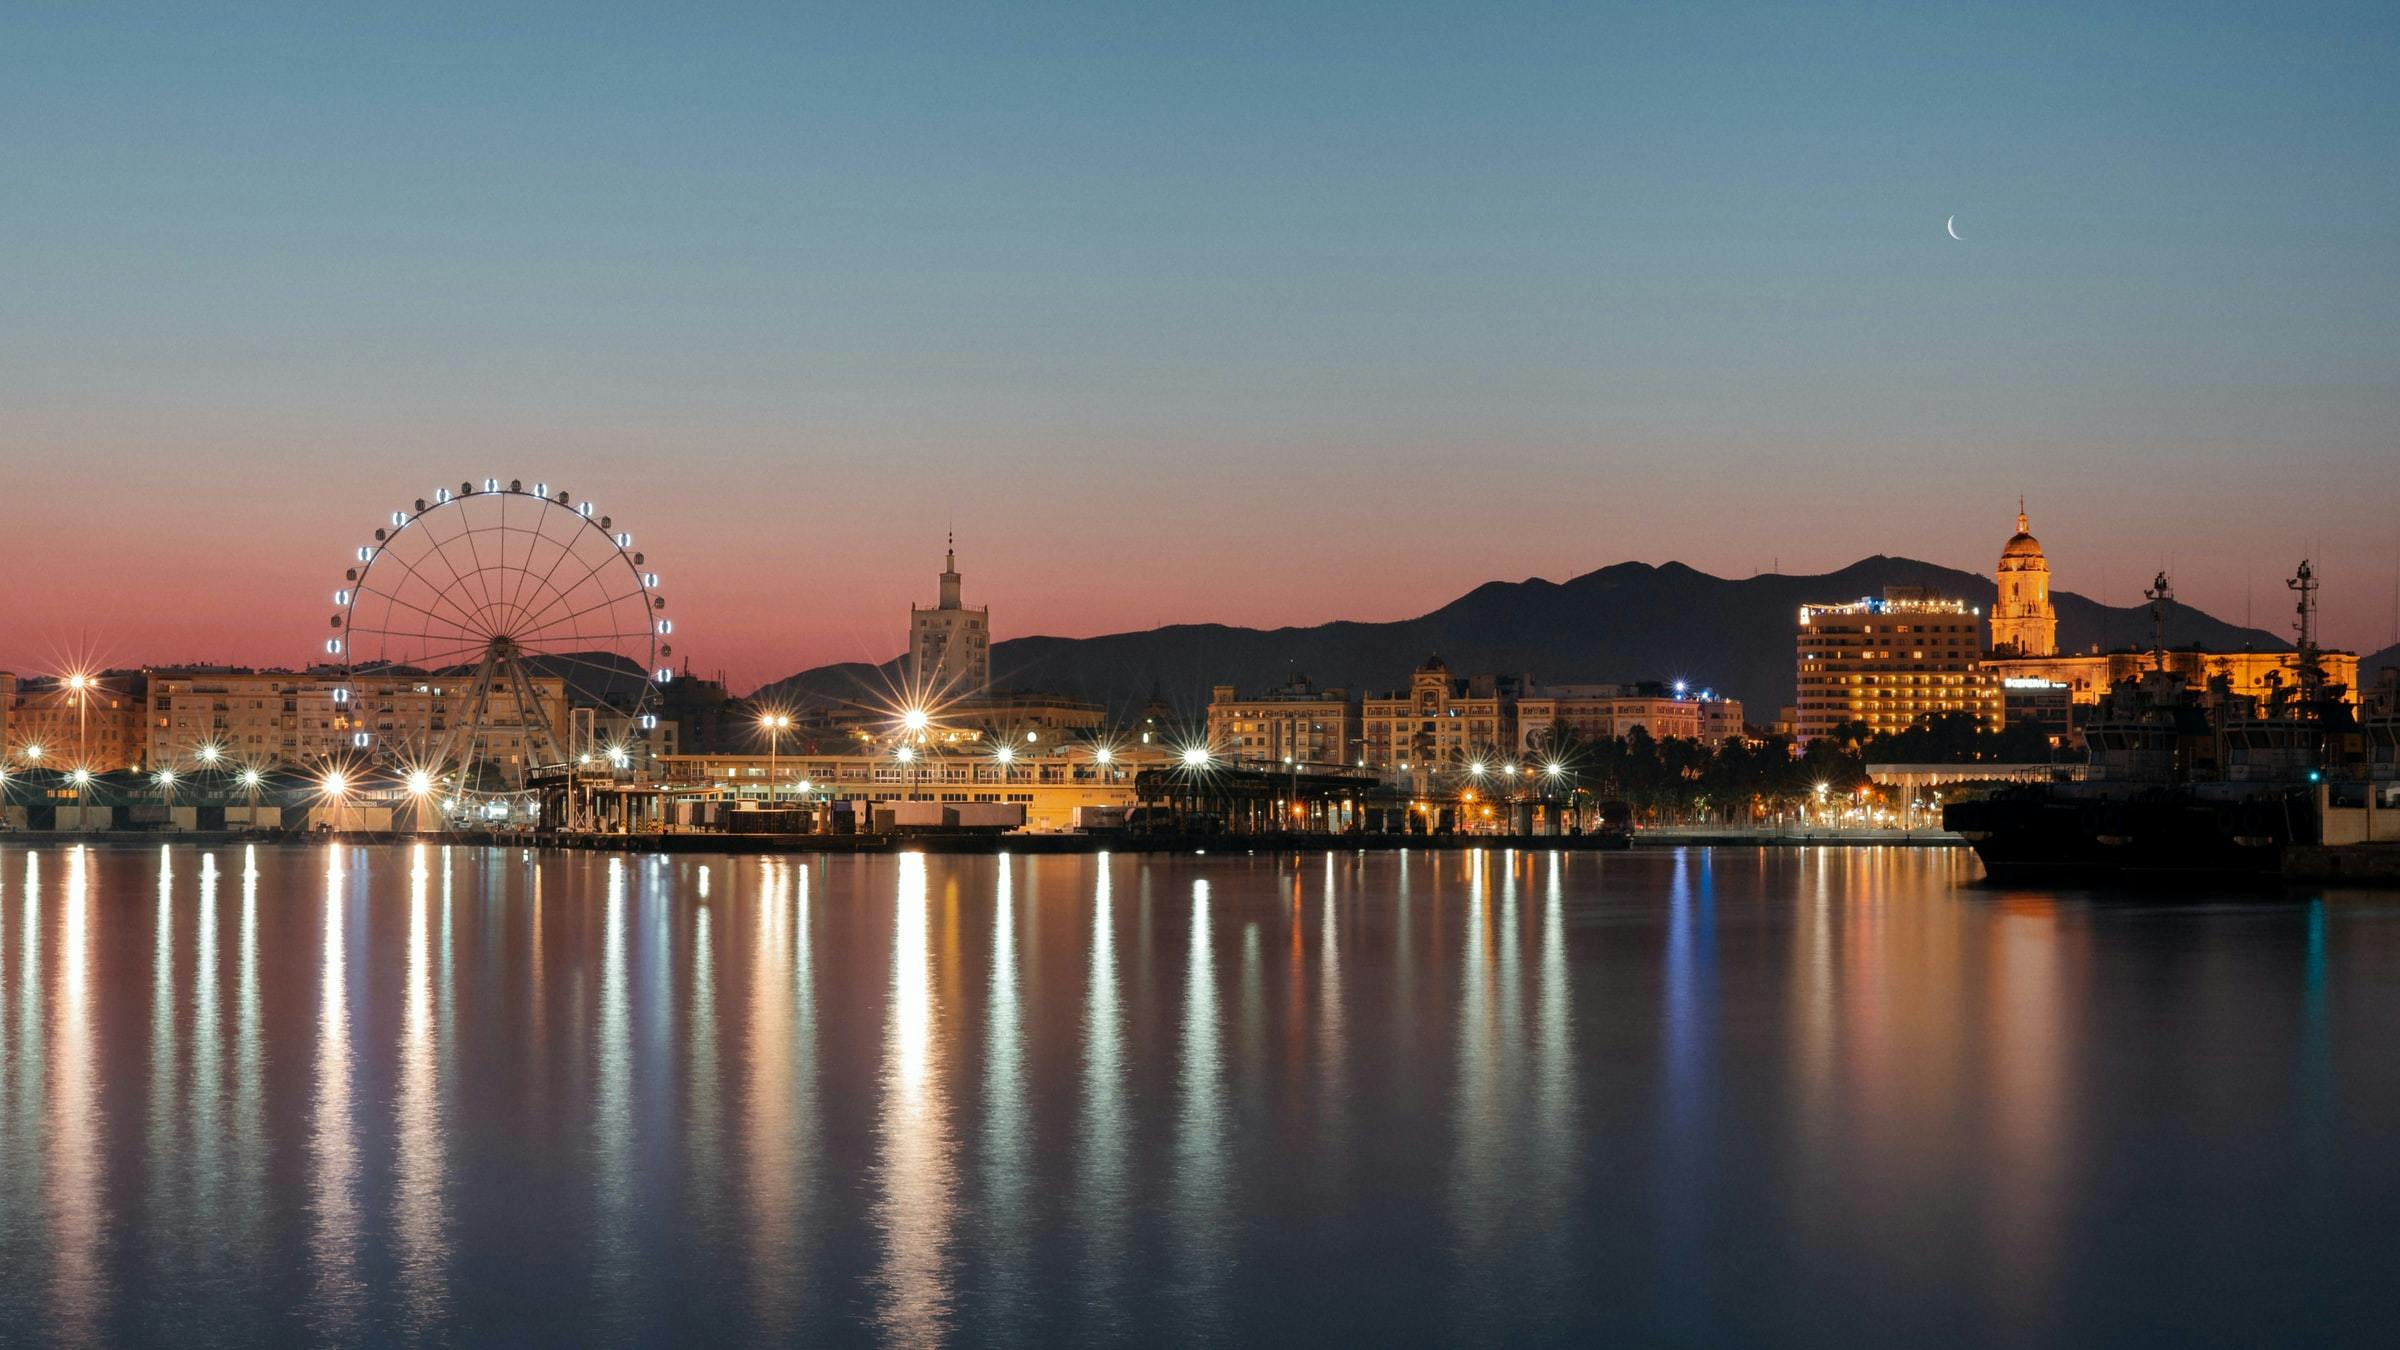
(2288, 559, 2323, 705)
(2144, 571, 2173, 673)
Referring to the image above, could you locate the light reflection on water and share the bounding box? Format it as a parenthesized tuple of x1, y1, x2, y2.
(0, 843, 2396, 1345)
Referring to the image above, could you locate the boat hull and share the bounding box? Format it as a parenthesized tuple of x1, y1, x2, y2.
(1943, 788, 2313, 881)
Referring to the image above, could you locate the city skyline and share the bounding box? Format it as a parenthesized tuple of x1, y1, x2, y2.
(4, 503, 2394, 690)
(6, 2, 2397, 679)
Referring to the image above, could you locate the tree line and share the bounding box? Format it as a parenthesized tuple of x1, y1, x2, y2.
(1540, 712, 2057, 823)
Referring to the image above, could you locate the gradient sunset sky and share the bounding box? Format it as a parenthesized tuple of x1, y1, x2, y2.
(4, 2, 2396, 689)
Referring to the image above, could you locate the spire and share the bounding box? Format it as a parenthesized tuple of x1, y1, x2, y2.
(2017, 496, 2028, 536)
(938, 533, 962, 609)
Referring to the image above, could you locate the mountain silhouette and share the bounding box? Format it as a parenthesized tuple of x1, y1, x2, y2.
(758, 556, 2296, 721)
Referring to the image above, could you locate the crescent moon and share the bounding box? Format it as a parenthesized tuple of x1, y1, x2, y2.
(1946, 214, 1963, 241)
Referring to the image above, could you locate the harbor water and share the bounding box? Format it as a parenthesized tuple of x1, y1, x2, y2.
(0, 843, 2395, 1346)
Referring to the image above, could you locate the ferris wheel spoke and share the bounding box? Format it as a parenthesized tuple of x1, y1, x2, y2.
(364, 552, 489, 642)
(416, 507, 507, 637)
(459, 514, 550, 635)
(512, 590, 653, 647)
(354, 582, 484, 645)
(492, 489, 544, 635)
(494, 492, 559, 629)
(340, 633, 495, 672)
(368, 546, 496, 638)
(512, 539, 633, 637)
(507, 497, 581, 632)
(509, 514, 609, 636)
(518, 632, 659, 668)
(450, 509, 510, 635)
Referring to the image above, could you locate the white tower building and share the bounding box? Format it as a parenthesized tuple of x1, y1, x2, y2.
(909, 535, 990, 697)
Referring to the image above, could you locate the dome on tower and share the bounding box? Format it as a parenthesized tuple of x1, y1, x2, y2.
(2000, 506, 2044, 563)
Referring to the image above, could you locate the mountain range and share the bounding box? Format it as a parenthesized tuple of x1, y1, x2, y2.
(757, 556, 2398, 721)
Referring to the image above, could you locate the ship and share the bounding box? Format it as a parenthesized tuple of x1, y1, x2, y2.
(1945, 565, 2355, 881)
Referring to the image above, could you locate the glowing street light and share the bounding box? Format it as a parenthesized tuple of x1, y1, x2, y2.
(901, 707, 930, 734)
(758, 710, 794, 803)
(1093, 745, 1113, 765)
(22, 744, 43, 763)
(321, 770, 350, 799)
(405, 769, 434, 797)
(62, 670, 96, 766)
(1181, 746, 1211, 769)
(239, 768, 263, 789)
(196, 744, 222, 766)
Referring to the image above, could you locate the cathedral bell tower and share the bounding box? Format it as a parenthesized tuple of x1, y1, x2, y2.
(1990, 500, 2057, 657)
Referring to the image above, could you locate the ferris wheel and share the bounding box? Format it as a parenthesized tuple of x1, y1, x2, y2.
(327, 477, 673, 811)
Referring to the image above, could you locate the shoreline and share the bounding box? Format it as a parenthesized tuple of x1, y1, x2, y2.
(1, 828, 1967, 854)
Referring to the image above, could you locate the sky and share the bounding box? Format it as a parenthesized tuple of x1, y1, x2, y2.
(3, 1, 2396, 690)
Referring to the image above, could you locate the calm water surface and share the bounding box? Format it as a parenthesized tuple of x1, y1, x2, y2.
(1, 843, 2397, 1346)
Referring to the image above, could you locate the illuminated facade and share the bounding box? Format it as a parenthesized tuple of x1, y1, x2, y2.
(1982, 648, 2360, 710)
(1516, 683, 1745, 751)
(1979, 510, 2358, 715)
(1207, 677, 1358, 766)
(1796, 588, 1996, 741)
(909, 537, 991, 698)
(7, 673, 149, 771)
(1990, 503, 2057, 657)
(656, 741, 1173, 831)
(145, 667, 569, 782)
(1362, 657, 1524, 784)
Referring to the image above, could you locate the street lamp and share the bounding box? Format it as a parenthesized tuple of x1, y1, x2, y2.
(64, 671, 94, 768)
(758, 711, 793, 804)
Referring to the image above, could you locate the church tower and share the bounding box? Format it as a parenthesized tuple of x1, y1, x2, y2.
(1990, 501, 2057, 657)
(909, 534, 991, 697)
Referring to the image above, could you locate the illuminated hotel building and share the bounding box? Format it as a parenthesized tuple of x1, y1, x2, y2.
(1795, 588, 1996, 741)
